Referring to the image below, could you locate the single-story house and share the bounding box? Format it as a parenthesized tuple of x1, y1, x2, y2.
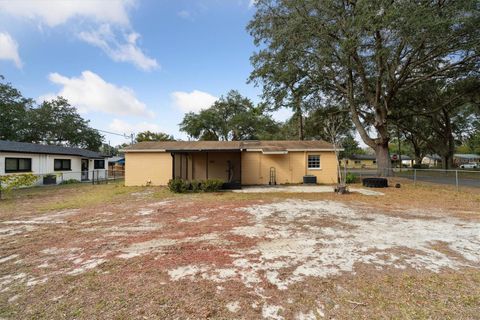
(124, 140, 340, 186)
(340, 154, 377, 169)
(454, 153, 480, 165)
(391, 154, 414, 168)
(422, 154, 442, 167)
(340, 154, 412, 169)
(0, 140, 107, 184)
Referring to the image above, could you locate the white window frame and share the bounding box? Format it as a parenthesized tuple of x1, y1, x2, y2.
(307, 154, 321, 170)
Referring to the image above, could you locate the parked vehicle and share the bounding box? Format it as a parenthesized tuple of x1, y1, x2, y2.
(459, 163, 478, 169)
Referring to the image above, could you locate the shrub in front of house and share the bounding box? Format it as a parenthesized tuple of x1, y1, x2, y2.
(167, 178, 224, 193)
(167, 178, 189, 193)
(60, 179, 81, 185)
(0, 173, 38, 200)
(190, 180, 202, 192)
(200, 179, 224, 192)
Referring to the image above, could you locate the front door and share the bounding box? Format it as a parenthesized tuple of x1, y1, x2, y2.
(81, 159, 89, 181)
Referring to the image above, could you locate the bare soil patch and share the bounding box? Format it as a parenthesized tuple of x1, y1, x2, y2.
(0, 182, 479, 319)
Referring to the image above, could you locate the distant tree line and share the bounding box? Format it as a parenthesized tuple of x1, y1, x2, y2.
(178, 90, 363, 157)
(0, 76, 103, 151)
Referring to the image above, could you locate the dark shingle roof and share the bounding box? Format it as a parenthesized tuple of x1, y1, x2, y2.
(350, 154, 376, 160)
(124, 140, 336, 152)
(0, 140, 105, 158)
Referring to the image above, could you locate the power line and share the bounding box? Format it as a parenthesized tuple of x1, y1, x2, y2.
(95, 128, 135, 144)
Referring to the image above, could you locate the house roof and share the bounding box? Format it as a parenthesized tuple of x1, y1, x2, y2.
(454, 153, 480, 159)
(0, 140, 105, 158)
(348, 154, 413, 161)
(124, 140, 337, 153)
(107, 156, 124, 163)
(349, 154, 376, 160)
(424, 154, 442, 160)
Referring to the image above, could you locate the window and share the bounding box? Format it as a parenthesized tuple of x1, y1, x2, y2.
(307, 155, 321, 169)
(94, 160, 105, 169)
(354, 160, 361, 164)
(373, 160, 377, 164)
(5, 158, 32, 173)
(54, 159, 71, 171)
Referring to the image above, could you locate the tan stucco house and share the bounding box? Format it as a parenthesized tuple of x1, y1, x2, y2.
(124, 140, 340, 186)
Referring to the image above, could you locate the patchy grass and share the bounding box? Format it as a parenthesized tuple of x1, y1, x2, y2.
(0, 181, 479, 319)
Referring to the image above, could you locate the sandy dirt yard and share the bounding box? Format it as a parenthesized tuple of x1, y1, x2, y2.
(0, 181, 479, 319)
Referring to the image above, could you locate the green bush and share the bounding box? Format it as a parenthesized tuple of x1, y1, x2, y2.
(167, 178, 189, 193)
(200, 179, 224, 192)
(345, 172, 358, 184)
(167, 178, 224, 193)
(0, 173, 38, 199)
(190, 180, 202, 192)
(60, 179, 80, 185)
(412, 164, 429, 169)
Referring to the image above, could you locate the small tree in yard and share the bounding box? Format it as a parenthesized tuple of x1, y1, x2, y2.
(312, 105, 352, 189)
(0, 174, 38, 200)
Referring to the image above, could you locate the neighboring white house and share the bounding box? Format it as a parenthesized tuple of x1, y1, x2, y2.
(0, 140, 107, 184)
(454, 153, 480, 165)
(422, 154, 442, 167)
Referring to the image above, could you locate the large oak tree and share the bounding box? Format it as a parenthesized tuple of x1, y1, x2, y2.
(0, 77, 103, 151)
(248, 0, 479, 174)
(179, 90, 280, 141)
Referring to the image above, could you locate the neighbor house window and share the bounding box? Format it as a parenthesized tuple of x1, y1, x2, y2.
(354, 160, 361, 164)
(373, 160, 377, 164)
(307, 155, 321, 169)
(54, 159, 71, 171)
(94, 160, 105, 169)
(5, 158, 32, 173)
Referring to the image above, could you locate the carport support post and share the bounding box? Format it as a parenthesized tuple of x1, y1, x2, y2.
(413, 169, 416, 186)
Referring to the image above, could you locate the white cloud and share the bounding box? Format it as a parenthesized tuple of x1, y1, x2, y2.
(177, 10, 192, 20)
(0, 0, 132, 27)
(78, 25, 158, 71)
(0, 0, 158, 71)
(0, 32, 22, 68)
(39, 70, 154, 118)
(171, 90, 218, 113)
(108, 118, 161, 134)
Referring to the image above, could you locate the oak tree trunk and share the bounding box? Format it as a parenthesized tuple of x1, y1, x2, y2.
(375, 142, 392, 176)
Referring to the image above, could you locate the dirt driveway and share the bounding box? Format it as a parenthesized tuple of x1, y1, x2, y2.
(0, 182, 479, 319)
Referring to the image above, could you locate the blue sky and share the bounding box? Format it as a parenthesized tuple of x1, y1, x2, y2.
(0, 0, 293, 145)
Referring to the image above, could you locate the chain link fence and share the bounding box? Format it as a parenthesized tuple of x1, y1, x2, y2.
(344, 167, 480, 190)
(1, 170, 125, 188)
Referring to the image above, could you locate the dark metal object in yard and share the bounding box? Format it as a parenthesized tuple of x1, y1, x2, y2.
(43, 175, 56, 185)
(362, 177, 388, 188)
(395, 183, 401, 188)
(303, 175, 317, 184)
(222, 182, 242, 190)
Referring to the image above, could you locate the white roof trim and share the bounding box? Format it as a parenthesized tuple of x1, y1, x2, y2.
(286, 148, 343, 152)
(262, 151, 289, 155)
(123, 149, 167, 153)
(125, 148, 342, 153)
(246, 148, 341, 152)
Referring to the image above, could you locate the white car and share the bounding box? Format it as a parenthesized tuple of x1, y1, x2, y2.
(459, 163, 478, 169)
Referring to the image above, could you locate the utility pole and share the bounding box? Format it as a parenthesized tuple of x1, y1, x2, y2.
(130, 133, 135, 145)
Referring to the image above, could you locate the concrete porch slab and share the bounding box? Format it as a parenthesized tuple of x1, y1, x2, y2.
(231, 185, 384, 196)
